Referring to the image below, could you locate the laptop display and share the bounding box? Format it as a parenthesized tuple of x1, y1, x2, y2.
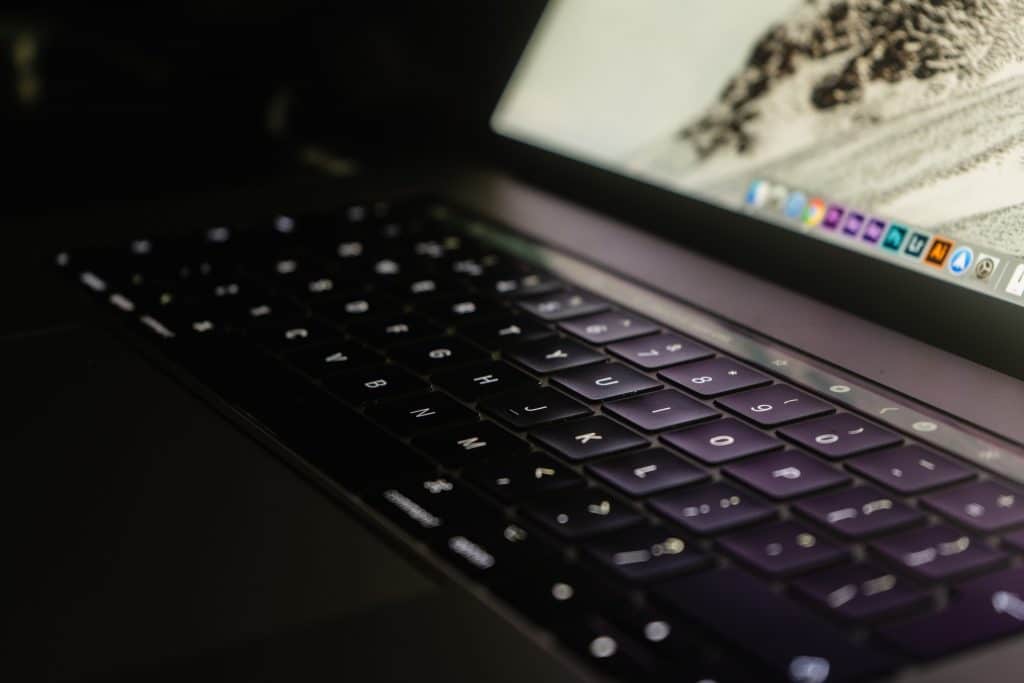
(492, 0, 1024, 306)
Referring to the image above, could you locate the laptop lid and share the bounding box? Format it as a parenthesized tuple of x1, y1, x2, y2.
(487, 0, 1024, 380)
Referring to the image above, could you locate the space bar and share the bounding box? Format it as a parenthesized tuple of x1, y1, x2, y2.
(652, 568, 900, 682)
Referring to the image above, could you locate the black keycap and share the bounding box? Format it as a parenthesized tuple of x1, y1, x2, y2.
(584, 526, 709, 582)
(349, 314, 444, 348)
(459, 315, 553, 350)
(507, 337, 604, 374)
(530, 416, 647, 462)
(286, 343, 380, 377)
(412, 421, 529, 466)
(551, 362, 661, 402)
(484, 272, 561, 298)
(870, 524, 1006, 581)
(661, 418, 782, 464)
(1002, 528, 1024, 552)
(653, 569, 899, 683)
(523, 489, 643, 540)
(719, 520, 846, 576)
(649, 482, 775, 535)
(659, 357, 771, 397)
(450, 254, 503, 279)
(724, 450, 850, 499)
(324, 364, 428, 404)
(489, 561, 598, 625)
(518, 291, 609, 321)
(364, 474, 475, 541)
(921, 481, 1024, 533)
(431, 361, 537, 402)
(793, 486, 924, 538)
(604, 389, 718, 432)
(792, 563, 929, 621)
(365, 392, 477, 437)
(558, 311, 658, 344)
(879, 566, 1024, 659)
(779, 413, 902, 459)
(314, 291, 403, 323)
(435, 518, 556, 583)
(479, 387, 590, 430)
(557, 614, 660, 682)
(717, 384, 833, 428)
(587, 448, 708, 497)
(380, 274, 461, 300)
(464, 452, 583, 502)
(251, 318, 339, 351)
(847, 445, 974, 495)
(418, 295, 506, 323)
(608, 332, 713, 370)
(388, 336, 489, 374)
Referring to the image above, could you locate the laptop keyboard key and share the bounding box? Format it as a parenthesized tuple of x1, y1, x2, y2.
(724, 450, 850, 499)
(389, 336, 489, 374)
(314, 292, 402, 323)
(717, 384, 833, 427)
(792, 563, 929, 622)
(365, 392, 477, 437)
(662, 417, 782, 464)
(870, 524, 1006, 581)
(583, 526, 709, 582)
(847, 445, 974, 495)
(558, 311, 658, 344)
(530, 416, 647, 462)
(523, 489, 643, 540)
(464, 452, 583, 502)
(507, 337, 604, 374)
(779, 413, 902, 459)
(649, 482, 775, 535)
(286, 343, 380, 377)
(418, 295, 506, 323)
(364, 474, 475, 541)
(432, 361, 537, 402)
(719, 520, 846, 576)
(252, 319, 338, 351)
(413, 421, 529, 466)
(587, 448, 708, 497)
(324, 364, 428, 404)
(519, 291, 609, 321)
(604, 389, 718, 432)
(880, 566, 1024, 659)
(659, 357, 771, 397)
(793, 486, 924, 538)
(653, 568, 899, 682)
(608, 332, 713, 370)
(349, 314, 444, 348)
(921, 481, 1024, 533)
(460, 315, 553, 349)
(480, 387, 590, 429)
(551, 362, 661, 401)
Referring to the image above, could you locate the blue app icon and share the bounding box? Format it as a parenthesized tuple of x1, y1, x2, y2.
(948, 247, 974, 276)
(784, 192, 807, 219)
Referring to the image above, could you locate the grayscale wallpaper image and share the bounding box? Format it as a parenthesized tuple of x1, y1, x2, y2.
(497, 0, 1024, 258)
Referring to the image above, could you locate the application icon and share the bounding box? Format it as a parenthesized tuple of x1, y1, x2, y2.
(974, 253, 1001, 281)
(784, 191, 807, 220)
(745, 180, 768, 207)
(882, 224, 908, 251)
(947, 246, 973, 275)
(904, 232, 930, 258)
(821, 204, 845, 230)
(765, 183, 788, 211)
(924, 237, 954, 267)
(1007, 264, 1024, 297)
(801, 198, 826, 227)
(862, 218, 887, 244)
(841, 211, 865, 237)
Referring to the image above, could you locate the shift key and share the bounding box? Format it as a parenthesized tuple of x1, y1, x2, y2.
(653, 568, 899, 682)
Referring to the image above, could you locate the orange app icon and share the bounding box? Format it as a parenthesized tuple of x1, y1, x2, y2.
(924, 237, 954, 267)
(801, 198, 826, 227)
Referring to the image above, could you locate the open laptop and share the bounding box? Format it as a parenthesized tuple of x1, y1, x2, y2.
(30, 1, 1024, 681)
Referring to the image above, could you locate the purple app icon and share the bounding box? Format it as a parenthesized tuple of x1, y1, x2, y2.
(862, 218, 887, 244)
(841, 211, 865, 237)
(821, 204, 845, 230)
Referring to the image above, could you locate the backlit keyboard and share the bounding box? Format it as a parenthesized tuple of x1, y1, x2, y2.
(59, 198, 1024, 682)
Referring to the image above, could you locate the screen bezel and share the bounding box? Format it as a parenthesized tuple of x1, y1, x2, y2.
(482, 81, 1024, 380)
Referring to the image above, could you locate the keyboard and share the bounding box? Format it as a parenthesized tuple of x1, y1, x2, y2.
(58, 197, 1024, 682)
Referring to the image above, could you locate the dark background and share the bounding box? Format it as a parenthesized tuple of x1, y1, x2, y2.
(1, 3, 545, 215)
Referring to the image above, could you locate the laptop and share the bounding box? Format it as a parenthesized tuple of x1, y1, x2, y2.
(23, 1, 1024, 681)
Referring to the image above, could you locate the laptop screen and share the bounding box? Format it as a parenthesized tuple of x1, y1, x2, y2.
(492, 0, 1024, 308)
